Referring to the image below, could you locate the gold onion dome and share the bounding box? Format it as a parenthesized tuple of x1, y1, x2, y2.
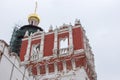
(28, 13, 40, 23)
(28, 1, 40, 26)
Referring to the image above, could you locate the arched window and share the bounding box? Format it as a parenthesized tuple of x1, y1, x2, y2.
(31, 43, 40, 61)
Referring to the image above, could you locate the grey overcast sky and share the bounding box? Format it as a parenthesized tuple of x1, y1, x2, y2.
(0, 0, 120, 80)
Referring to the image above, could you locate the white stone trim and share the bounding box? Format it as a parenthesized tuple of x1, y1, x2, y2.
(53, 28, 58, 57)
(32, 37, 41, 41)
(24, 30, 29, 37)
(58, 31, 69, 35)
(22, 37, 29, 41)
(74, 49, 84, 54)
(58, 29, 69, 34)
(39, 32, 45, 59)
(45, 64, 49, 75)
(71, 58, 76, 70)
(22, 24, 81, 41)
(63, 60, 67, 73)
(54, 62, 58, 74)
(59, 48, 69, 57)
(45, 31, 54, 35)
(69, 25, 73, 54)
(73, 25, 81, 28)
(22, 33, 42, 41)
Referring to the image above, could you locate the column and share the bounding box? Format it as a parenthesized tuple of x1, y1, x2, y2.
(54, 62, 58, 74)
(69, 25, 73, 54)
(45, 64, 49, 75)
(63, 60, 67, 73)
(53, 28, 58, 57)
(39, 32, 45, 59)
(71, 58, 76, 70)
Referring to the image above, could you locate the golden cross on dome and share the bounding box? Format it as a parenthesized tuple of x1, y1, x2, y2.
(34, 1, 38, 13)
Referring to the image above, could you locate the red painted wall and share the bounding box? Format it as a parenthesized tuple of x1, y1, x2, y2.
(19, 26, 89, 76)
(73, 27, 84, 50)
(75, 57, 86, 67)
(66, 60, 72, 70)
(40, 65, 46, 74)
(31, 39, 41, 45)
(44, 33, 54, 56)
(48, 63, 54, 73)
(32, 66, 37, 75)
(20, 40, 28, 61)
(57, 61, 63, 71)
(20, 39, 41, 61)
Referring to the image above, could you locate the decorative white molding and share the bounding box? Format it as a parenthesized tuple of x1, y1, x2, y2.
(69, 25, 73, 54)
(74, 49, 84, 54)
(24, 30, 29, 37)
(58, 29, 69, 34)
(59, 48, 69, 55)
(22, 24, 81, 41)
(32, 30, 43, 36)
(73, 25, 81, 28)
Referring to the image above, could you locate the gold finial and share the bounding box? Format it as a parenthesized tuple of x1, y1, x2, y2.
(34, 1, 38, 13)
(28, 1, 40, 26)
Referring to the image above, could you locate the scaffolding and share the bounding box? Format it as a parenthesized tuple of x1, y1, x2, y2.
(10, 25, 43, 56)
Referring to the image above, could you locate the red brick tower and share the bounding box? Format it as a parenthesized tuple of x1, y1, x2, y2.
(19, 18, 97, 80)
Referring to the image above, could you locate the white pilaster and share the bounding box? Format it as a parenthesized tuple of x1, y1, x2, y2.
(54, 62, 58, 74)
(53, 28, 58, 57)
(71, 58, 76, 70)
(39, 32, 45, 59)
(69, 25, 73, 54)
(63, 60, 67, 73)
(45, 64, 49, 75)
